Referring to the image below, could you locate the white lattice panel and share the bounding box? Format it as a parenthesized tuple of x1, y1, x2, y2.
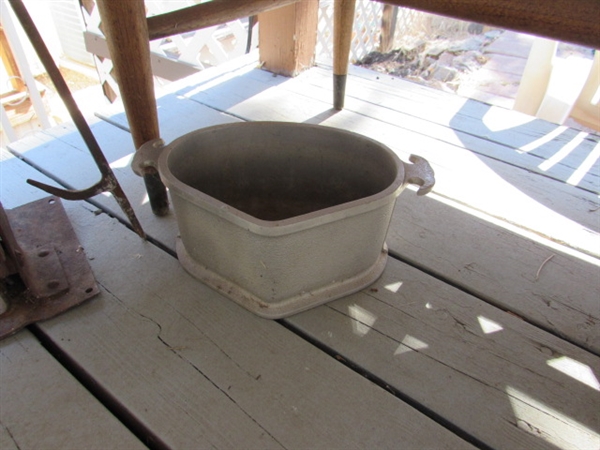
(82, 0, 253, 80)
(145, 1, 252, 69)
(352, 0, 383, 60)
(316, 0, 383, 64)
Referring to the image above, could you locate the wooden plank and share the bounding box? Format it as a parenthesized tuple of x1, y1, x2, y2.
(5, 101, 238, 241)
(375, 0, 600, 49)
(6, 139, 597, 449)
(301, 66, 600, 194)
(0, 330, 145, 449)
(456, 68, 522, 103)
(258, 0, 318, 76)
(0, 147, 62, 208)
(287, 257, 600, 450)
(329, 62, 596, 156)
(171, 65, 600, 257)
(298, 70, 599, 193)
(484, 31, 534, 59)
(84, 31, 200, 82)
(169, 57, 598, 194)
(1, 150, 475, 449)
(7, 61, 599, 352)
(147, 0, 299, 41)
(388, 191, 600, 353)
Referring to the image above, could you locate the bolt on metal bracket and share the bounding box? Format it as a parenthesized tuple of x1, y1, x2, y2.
(131, 138, 166, 176)
(0, 197, 99, 340)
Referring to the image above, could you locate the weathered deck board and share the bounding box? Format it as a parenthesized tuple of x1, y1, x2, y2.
(169, 63, 599, 257)
(1, 151, 474, 450)
(390, 192, 600, 352)
(8, 62, 599, 353)
(99, 55, 600, 197)
(3, 53, 600, 449)
(256, 65, 600, 194)
(0, 330, 145, 450)
(288, 259, 600, 450)
(6, 142, 598, 449)
(104, 58, 600, 242)
(329, 63, 600, 177)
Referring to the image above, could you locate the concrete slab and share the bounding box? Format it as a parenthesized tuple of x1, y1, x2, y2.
(484, 31, 534, 58)
(483, 53, 528, 76)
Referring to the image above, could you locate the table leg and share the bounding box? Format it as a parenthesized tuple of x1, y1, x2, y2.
(333, 0, 356, 110)
(95, 0, 169, 216)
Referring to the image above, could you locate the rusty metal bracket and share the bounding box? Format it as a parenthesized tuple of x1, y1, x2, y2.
(0, 197, 99, 340)
(8, 0, 146, 238)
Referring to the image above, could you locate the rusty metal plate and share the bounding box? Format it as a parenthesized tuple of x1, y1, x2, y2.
(0, 197, 99, 339)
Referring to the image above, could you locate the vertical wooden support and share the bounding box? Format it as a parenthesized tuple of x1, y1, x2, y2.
(0, 0, 51, 129)
(379, 4, 398, 53)
(95, 0, 169, 216)
(258, 0, 318, 77)
(0, 27, 25, 92)
(333, 0, 356, 110)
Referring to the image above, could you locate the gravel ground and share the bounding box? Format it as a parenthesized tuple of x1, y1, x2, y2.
(356, 29, 503, 94)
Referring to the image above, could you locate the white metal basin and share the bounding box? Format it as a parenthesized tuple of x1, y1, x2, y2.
(155, 122, 434, 318)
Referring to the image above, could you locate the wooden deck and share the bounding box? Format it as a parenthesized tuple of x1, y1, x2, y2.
(1, 54, 599, 449)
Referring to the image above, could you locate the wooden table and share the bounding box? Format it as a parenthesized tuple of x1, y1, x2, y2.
(1, 55, 599, 449)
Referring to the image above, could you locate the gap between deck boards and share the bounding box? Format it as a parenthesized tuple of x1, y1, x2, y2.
(385, 247, 599, 357)
(27, 324, 169, 450)
(276, 319, 494, 450)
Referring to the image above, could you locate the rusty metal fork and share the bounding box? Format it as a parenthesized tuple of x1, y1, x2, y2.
(7, 0, 145, 239)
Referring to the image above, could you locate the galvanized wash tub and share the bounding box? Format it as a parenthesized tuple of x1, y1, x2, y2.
(154, 122, 434, 318)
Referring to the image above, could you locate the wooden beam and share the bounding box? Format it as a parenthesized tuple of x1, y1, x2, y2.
(375, 0, 600, 49)
(147, 0, 299, 41)
(84, 31, 200, 82)
(95, 0, 168, 216)
(258, 0, 319, 77)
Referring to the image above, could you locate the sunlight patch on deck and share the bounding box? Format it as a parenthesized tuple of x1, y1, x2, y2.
(481, 107, 535, 132)
(394, 335, 429, 356)
(348, 304, 377, 337)
(384, 281, 403, 293)
(425, 191, 600, 265)
(538, 131, 587, 172)
(109, 153, 133, 169)
(477, 315, 504, 334)
(178, 63, 257, 99)
(517, 126, 568, 153)
(547, 356, 600, 391)
(506, 386, 600, 449)
(567, 140, 600, 186)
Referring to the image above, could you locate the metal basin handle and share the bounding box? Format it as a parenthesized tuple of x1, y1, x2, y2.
(404, 155, 435, 196)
